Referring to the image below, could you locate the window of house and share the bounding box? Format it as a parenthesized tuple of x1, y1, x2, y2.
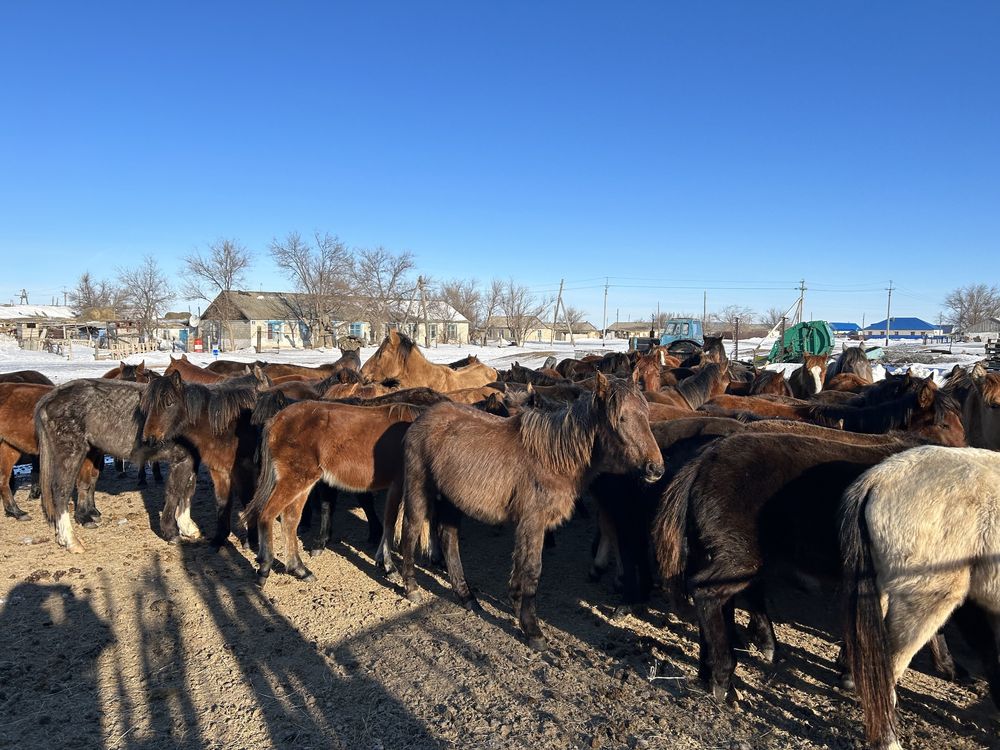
(349, 322, 363, 337)
(268, 321, 282, 340)
(428, 323, 437, 339)
(447, 323, 457, 340)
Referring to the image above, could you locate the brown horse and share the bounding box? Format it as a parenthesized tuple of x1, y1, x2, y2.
(824, 372, 870, 392)
(1, 383, 92, 520)
(165, 354, 235, 383)
(0, 370, 54, 385)
(788, 354, 829, 399)
(244, 401, 425, 585)
(360, 331, 496, 390)
(943, 362, 1000, 450)
(645, 363, 730, 410)
(262, 349, 362, 381)
(397, 373, 664, 649)
(140, 369, 265, 546)
(747, 369, 792, 396)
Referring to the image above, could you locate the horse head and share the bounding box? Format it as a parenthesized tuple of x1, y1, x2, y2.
(140, 369, 187, 444)
(593, 373, 664, 484)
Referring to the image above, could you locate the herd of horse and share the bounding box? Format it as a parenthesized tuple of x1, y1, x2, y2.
(2, 330, 1000, 750)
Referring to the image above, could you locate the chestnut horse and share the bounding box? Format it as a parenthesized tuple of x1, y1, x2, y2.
(0, 370, 53, 385)
(165, 354, 235, 383)
(825, 345, 873, 385)
(748, 369, 792, 397)
(398, 373, 664, 649)
(360, 331, 496, 390)
(1, 383, 60, 519)
(788, 354, 829, 399)
(140, 369, 266, 547)
(244, 401, 425, 585)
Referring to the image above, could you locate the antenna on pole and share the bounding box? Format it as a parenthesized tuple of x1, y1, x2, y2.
(19, 289, 29, 305)
(602, 277, 608, 344)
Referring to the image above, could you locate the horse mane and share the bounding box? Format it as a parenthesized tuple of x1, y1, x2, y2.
(676, 363, 725, 409)
(517, 378, 638, 475)
(500, 364, 569, 386)
(385, 402, 424, 422)
(143, 375, 260, 435)
(828, 346, 872, 382)
(808, 386, 958, 433)
(336, 387, 447, 407)
(251, 389, 293, 426)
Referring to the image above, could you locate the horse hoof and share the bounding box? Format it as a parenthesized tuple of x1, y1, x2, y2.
(406, 589, 422, 603)
(290, 568, 315, 582)
(839, 673, 856, 692)
(90, 509, 102, 519)
(6, 509, 29, 521)
(256, 574, 269, 588)
(463, 598, 482, 612)
(527, 636, 547, 652)
(29, 487, 41, 499)
(81, 519, 99, 529)
(66, 540, 86, 554)
(759, 646, 776, 664)
(307, 548, 324, 558)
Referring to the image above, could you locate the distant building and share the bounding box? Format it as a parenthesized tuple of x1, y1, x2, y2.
(0, 304, 78, 349)
(967, 318, 1000, 339)
(202, 290, 470, 350)
(862, 317, 944, 340)
(829, 322, 861, 334)
(606, 321, 656, 339)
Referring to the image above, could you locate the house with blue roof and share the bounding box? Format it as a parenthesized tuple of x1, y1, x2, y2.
(862, 317, 944, 340)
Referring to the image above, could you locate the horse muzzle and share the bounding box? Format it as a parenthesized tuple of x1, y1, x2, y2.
(642, 461, 665, 484)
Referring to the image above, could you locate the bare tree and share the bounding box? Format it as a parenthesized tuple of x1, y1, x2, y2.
(439, 278, 482, 338)
(715, 304, 756, 334)
(498, 278, 548, 346)
(69, 271, 124, 317)
(760, 306, 787, 328)
(562, 305, 588, 335)
(118, 256, 173, 341)
(349, 246, 418, 343)
(182, 238, 253, 350)
(269, 231, 352, 347)
(943, 284, 1000, 333)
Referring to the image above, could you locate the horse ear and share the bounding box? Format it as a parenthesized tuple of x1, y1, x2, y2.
(120, 360, 127, 370)
(630, 366, 641, 384)
(389, 329, 399, 344)
(917, 381, 935, 408)
(137, 361, 145, 372)
(252, 364, 270, 387)
(594, 371, 610, 398)
(971, 362, 987, 382)
(525, 382, 534, 394)
(169, 369, 183, 388)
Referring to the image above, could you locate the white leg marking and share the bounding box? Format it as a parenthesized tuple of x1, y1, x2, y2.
(176, 505, 202, 538)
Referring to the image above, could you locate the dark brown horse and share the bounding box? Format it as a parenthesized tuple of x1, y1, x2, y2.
(102, 360, 163, 486)
(825, 345, 873, 385)
(1, 383, 60, 519)
(397, 373, 664, 649)
(140, 369, 266, 546)
(244, 401, 425, 585)
(747, 369, 792, 396)
(943, 362, 1000, 450)
(645, 363, 729, 410)
(653, 383, 963, 704)
(788, 354, 829, 399)
(0, 370, 54, 385)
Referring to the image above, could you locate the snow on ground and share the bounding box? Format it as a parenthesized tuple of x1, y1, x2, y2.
(0, 334, 989, 385)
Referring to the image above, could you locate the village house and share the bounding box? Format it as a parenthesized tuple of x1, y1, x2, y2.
(862, 317, 946, 340)
(202, 290, 471, 350)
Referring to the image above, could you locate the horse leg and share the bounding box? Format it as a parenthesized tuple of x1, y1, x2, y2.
(589, 505, 616, 581)
(256, 470, 316, 586)
(115, 456, 127, 478)
(437, 503, 477, 610)
(161, 453, 197, 542)
(376, 482, 403, 575)
(208, 467, 234, 548)
(928, 631, 969, 682)
(51, 450, 88, 554)
(693, 588, 740, 704)
(305, 484, 336, 557)
(359, 491, 383, 547)
(401, 473, 433, 604)
(512, 519, 547, 650)
(743, 581, 779, 664)
(73, 453, 102, 528)
(0, 445, 29, 520)
(152, 461, 163, 483)
(884, 573, 969, 687)
(282, 490, 316, 581)
(137, 460, 148, 488)
(29, 454, 41, 499)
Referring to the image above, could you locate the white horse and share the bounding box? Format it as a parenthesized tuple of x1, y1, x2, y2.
(840, 445, 1000, 750)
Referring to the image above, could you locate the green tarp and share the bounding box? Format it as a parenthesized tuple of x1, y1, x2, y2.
(767, 320, 835, 364)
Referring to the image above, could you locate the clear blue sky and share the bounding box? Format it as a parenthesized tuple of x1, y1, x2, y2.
(1, 2, 997, 326)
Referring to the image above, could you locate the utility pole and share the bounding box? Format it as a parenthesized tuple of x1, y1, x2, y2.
(19, 289, 28, 305)
(797, 279, 807, 323)
(885, 280, 894, 346)
(602, 277, 608, 344)
(417, 276, 431, 347)
(550, 279, 564, 345)
(702, 290, 707, 330)
(62, 287, 68, 306)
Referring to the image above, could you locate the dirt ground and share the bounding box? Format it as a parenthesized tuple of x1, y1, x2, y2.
(1, 467, 997, 750)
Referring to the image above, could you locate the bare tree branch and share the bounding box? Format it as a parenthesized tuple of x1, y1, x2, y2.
(117, 256, 173, 340)
(498, 278, 549, 346)
(349, 247, 418, 342)
(182, 238, 253, 350)
(943, 284, 1000, 332)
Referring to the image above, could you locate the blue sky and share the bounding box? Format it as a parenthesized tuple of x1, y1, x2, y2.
(1, 2, 997, 326)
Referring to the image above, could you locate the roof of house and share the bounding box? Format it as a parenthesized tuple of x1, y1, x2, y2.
(829, 322, 861, 332)
(205, 290, 469, 324)
(0, 304, 77, 321)
(607, 321, 655, 332)
(486, 315, 550, 330)
(863, 317, 937, 331)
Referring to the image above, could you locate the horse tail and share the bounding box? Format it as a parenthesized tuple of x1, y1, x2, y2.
(34, 396, 58, 525)
(241, 425, 277, 530)
(653, 456, 700, 581)
(840, 473, 896, 746)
